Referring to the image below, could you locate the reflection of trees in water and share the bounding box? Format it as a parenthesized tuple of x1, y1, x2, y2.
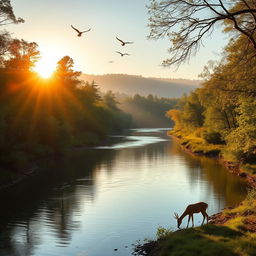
(168, 139, 247, 207)
(93, 132, 169, 177)
(122, 139, 168, 162)
(0, 133, 248, 255)
(0, 148, 117, 256)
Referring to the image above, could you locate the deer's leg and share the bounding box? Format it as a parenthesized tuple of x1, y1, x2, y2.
(186, 215, 191, 228)
(205, 211, 209, 224)
(191, 214, 194, 227)
(201, 212, 205, 225)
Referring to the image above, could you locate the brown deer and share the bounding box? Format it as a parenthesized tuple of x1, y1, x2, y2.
(174, 202, 208, 229)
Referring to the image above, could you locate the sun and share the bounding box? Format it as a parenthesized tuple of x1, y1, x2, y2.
(34, 57, 57, 78)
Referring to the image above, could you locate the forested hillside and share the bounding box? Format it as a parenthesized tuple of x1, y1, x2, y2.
(81, 74, 200, 98)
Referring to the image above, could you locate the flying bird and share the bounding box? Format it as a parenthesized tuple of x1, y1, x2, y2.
(116, 51, 130, 57)
(116, 37, 133, 46)
(71, 25, 91, 37)
(108, 61, 114, 63)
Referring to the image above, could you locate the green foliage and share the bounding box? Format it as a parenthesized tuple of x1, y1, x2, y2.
(181, 91, 205, 129)
(156, 226, 173, 240)
(167, 34, 256, 165)
(202, 130, 225, 145)
(225, 96, 256, 162)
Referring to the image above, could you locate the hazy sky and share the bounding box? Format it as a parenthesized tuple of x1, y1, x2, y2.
(7, 0, 229, 79)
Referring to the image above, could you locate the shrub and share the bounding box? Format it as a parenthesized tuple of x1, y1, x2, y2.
(203, 131, 225, 145)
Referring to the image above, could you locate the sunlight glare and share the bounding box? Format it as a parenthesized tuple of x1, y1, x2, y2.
(34, 57, 56, 78)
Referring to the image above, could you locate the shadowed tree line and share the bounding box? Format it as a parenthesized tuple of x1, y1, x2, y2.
(0, 1, 131, 176)
(119, 94, 178, 128)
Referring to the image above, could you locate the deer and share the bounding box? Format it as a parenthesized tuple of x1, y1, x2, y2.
(174, 202, 208, 229)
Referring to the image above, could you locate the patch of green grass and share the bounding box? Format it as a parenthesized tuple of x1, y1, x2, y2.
(134, 225, 256, 256)
(170, 129, 224, 156)
(154, 226, 239, 256)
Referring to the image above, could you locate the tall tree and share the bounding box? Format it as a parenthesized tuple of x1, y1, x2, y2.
(55, 56, 82, 90)
(148, 0, 256, 66)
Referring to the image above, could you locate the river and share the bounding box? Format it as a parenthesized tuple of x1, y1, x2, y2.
(0, 128, 247, 256)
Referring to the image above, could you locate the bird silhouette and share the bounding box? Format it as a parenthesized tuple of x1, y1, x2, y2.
(116, 51, 130, 57)
(116, 37, 133, 46)
(108, 61, 114, 63)
(71, 25, 91, 37)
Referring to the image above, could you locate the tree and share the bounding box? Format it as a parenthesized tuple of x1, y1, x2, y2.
(0, 31, 11, 66)
(55, 56, 82, 89)
(103, 90, 119, 109)
(4, 39, 39, 70)
(148, 0, 256, 66)
(0, 0, 24, 65)
(225, 96, 256, 161)
(181, 91, 205, 128)
(0, 0, 24, 25)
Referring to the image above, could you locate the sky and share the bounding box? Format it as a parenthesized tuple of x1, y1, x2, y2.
(7, 0, 229, 79)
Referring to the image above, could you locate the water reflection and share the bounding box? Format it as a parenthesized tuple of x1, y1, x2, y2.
(0, 129, 247, 256)
(169, 139, 247, 206)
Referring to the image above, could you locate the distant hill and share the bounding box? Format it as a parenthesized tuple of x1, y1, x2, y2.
(81, 74, 201, 98)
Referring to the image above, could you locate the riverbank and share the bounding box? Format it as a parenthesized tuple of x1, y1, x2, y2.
(133, 190, 256, 256)
(133, 129, 256, 256)
(168, 129, 256, 188)
(0, 131, 138, 191)
(0, 137, 107, 191)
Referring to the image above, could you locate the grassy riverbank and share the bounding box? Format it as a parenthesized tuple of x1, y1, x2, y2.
(133, 189, 256, 256)
(168, 129, 256, 187)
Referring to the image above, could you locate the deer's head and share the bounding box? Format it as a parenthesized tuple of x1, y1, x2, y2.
(173, 212, 181, 229)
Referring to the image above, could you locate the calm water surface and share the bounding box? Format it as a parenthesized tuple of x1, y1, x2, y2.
(0, 128, 247, 256)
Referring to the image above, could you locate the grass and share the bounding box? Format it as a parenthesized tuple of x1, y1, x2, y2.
(169, 129, 224, 157)
(169, 129, 256, 184)
(133, 190, 256, 256)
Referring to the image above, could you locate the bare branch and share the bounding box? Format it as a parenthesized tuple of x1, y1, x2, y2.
(148, 0, 256, 67)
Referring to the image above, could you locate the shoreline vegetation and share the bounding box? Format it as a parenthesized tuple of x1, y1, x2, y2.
(169, 130, 256, 188)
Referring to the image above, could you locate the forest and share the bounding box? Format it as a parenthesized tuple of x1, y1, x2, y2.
(167, 34, 256, 171)
(119, 94, 178, 128)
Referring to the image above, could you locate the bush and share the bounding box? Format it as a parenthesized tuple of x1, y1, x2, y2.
(156, 226, 173, 239)
(203, 131, 225, 145)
